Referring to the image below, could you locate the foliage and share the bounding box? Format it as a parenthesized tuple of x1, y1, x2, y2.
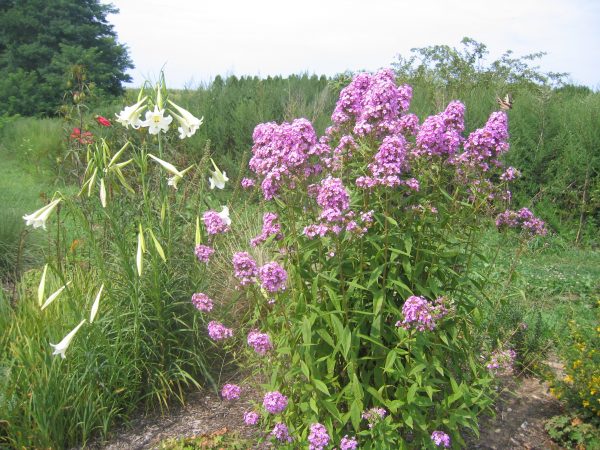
(0, 0, 132, 116)
(545, 414, 600, 449)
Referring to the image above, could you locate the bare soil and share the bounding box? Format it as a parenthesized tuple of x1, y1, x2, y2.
(90, 372, 564, 450)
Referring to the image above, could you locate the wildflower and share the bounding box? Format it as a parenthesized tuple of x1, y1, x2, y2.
(23, 198, 61, 230)
(148, 154, 192, 190)
(218, 206, 231, 226)
(362, 407, 387, 429)
(340, 435, 359, 450)
(69, 127, 94, 145)
(241, 178, 255, 189)
(247, 330, 273, 355)
(396, 296, 448, 331)
(263, 391, 288, 414)
(221, 383, 241, 400)
(50, 319, 86, 359)
(194, 244, 214, 263)
(142, 106, 172, 134)
(99, 178, 107, 208)
(232, 252, 258, 286)
(191, 293, 213, 312)
(115, 96, 147, 129)
(486, 348, 516, 374)
(271, 422, 292, 442)
(41, 281, 71, 310)
(207, 321, 233, 341)
(38, 264, 48, 306)
(167, 165, 194, 190)
(95, 115, 112, 127)
(243, 411, 259, 426)
(258, 262, 287, 293)
(431, 431, 451, 448)
(203, 209, 229, 235)
(208, 159, 229, 189)
(89, 284, 104, 323)
(168, 99, 203, 139)
(250, 212, 282, 246)
(308, 423, 330, 450)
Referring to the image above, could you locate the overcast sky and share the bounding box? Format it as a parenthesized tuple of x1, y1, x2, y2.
(105, 0, 600, 89)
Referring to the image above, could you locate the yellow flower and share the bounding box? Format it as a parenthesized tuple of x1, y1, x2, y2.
(564, 374, 574, 384)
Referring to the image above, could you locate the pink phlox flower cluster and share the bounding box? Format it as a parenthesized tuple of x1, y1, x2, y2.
(331, 69, 413, 137)
(496, 207, 547, 236)
(323, 134, 357, 171)
(271, 422, 293, 442)
(258, 261, 288, 293)
(243, 410, 259, 426)
(250, 212, 282, 247)
(357, 134, 409, 189)
(415, 101, 465, 157)
(486, 348, 517, 374)
(207, 321, 233, 341)
(221, 383, 241, 400)
(194, 244, 214, 263)
(308, 423, 330, 450)
(232, 252, 258, 286)
(247, 330, 273, 355)
(362, 407, 387, 429)
(455, 111, 509, 171)
(339, 435, 359, 450)
(500, 166, 520, 181)
(203, 210, 229, 235)
(191, 293, 213, 312)
(396, 296, 448, 332)
(241, 177, 256, 189)
(317, 176, 350, 212)
(431, 430, 451, 448)
(263, 391, 288, 414)
(249, 118, 325, 199)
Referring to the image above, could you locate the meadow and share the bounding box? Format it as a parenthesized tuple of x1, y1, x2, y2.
(0, 56, 598, 449)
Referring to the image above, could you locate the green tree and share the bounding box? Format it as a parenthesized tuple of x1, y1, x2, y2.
(0, 0, 133, 116)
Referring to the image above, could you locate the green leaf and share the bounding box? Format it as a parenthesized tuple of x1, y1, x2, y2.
(407, 383, 418, 404)
(313, 379, 330, 396)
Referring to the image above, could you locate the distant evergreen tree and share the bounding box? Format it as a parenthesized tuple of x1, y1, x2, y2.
(0, 0, 133, 116)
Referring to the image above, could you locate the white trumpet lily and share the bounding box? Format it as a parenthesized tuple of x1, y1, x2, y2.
(41, 281, 71, 310)
(142, 106, 172, 135)
(218, 206, 231, 226)
(168, 100, 203, 139)
(23, 199, 61, 230)
(167, 165, 194, 190)
(208, 159, 229, 190)
(90, 284, 104, 323)
(50, 319, 86, 359)
(99, 178, 107, 208)
(115, 96, 147, 129)
(38, 264, 48, 306)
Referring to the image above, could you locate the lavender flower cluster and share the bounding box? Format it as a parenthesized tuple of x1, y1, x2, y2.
(250, 212, 282, 247)
(361, 407, 387, 429)
(202, 210, 229, 235)
(247, 330, 272, 355)
(207, 321, 233, 341)
(396, 296, 448, 332)
(191, 292, 213, 312)
(308, 422, 330, 450)
(455, 111, 509, 171)
(263, 390, 288, 414)
(486, 348, 517, 374)
(496, 207, 547, 236)
(221, 383, 241, 400)
(194, 244, 214, 263)
(416, 100, 465, 157)
(249, 118, 327, 199)
(232, 251, 258, 286)
(271, 422, 293, 442)
(431, 430, 451, 447)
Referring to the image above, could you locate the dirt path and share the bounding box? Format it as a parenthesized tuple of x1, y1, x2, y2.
(93, 376, 564, 449)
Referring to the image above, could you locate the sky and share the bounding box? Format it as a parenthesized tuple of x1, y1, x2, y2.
(105, 0, 600, 89)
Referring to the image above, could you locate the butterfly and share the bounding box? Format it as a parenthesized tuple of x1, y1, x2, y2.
(496, 93, 513, 110)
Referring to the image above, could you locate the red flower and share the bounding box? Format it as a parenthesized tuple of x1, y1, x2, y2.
(70, 127, 93, 145)
(96, 115, 111, 127)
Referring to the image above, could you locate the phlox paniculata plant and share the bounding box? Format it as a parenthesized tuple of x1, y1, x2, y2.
(195, 68, 546, 448)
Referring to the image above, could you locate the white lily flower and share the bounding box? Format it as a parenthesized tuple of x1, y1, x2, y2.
(50, 319, 86, 359)
(168, 100, 203, 139)
(208, 159, 229, 190)
(38, 264, 48, 306)
(99, 178, 107, 208)
(23, 199, 61, 230)
(218, 206, 231, 226)
(115, 96, 147, 129)
(142, 106, 172, 135)
(90, 284, 104, 323)
(41, 281, 71, 310)
(148, 154, 184, 177)
(167, 165, 194, 190)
